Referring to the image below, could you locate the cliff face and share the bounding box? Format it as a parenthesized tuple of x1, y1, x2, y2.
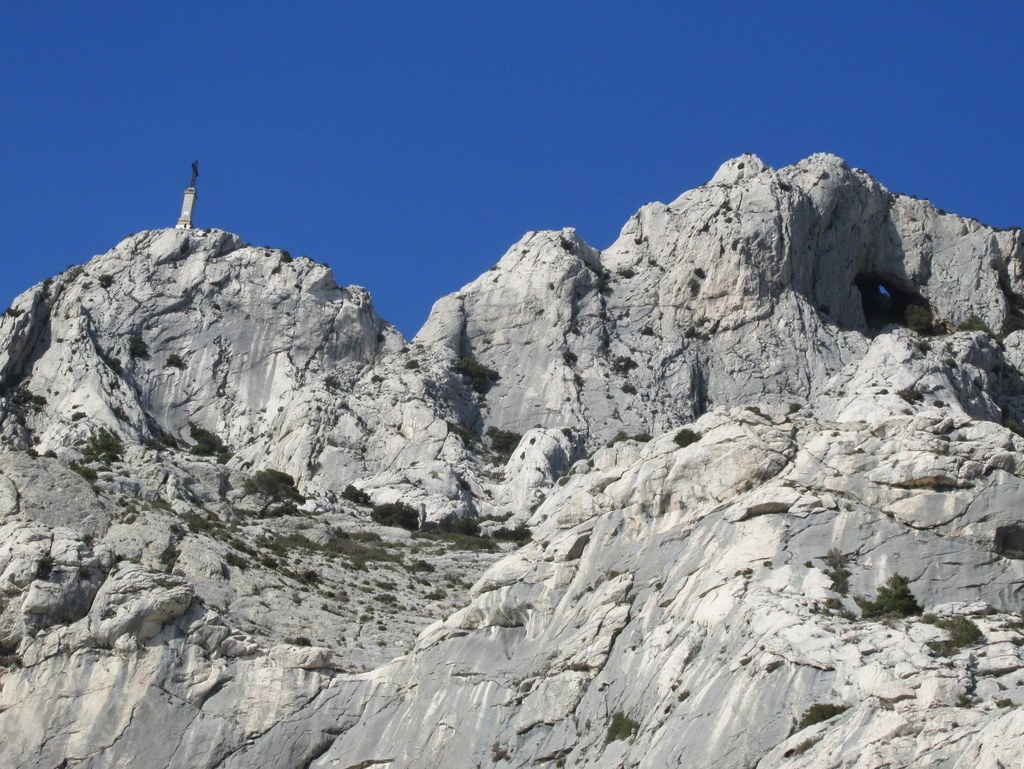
(418, 153, 1023, 441)
(0, 154, 1023, 768)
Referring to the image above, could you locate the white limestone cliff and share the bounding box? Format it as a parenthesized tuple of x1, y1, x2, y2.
(0, 154, 1022, 768)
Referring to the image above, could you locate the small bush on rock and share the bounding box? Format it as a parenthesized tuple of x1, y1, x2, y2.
(341, 484, 372, 506)
(858, 573, 923, 619)
(486, 426, 522, 459)
(244, 469, 305, 516)
(80, 429, 123, 464)
(128, 334, 148, 359)
(957, 315, 994, 336)
(371, 502, 420, 530)
(796, 703, 848, 732)
(605, 711, 640, 744)
(189, 424, 232, 463)
(922, 614, 984, 656)
(905, 305, 936, 335)
(674, 428, 700, 448)
(455, 355, 500, 394)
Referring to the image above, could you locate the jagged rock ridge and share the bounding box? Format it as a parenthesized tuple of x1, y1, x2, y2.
(0, 154, 1022, 768)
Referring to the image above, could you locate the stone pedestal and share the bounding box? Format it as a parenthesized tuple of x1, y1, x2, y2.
(176, 187, 197, 229)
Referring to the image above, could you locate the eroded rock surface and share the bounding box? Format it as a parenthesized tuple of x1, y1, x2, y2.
(0, 154, 1023, 768)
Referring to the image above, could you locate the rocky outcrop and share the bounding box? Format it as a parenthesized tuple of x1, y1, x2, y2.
(418, 153, 1024, 443)
(0, 153, 1023, 768)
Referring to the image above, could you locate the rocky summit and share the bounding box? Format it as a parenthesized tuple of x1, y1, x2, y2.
(0, 153, 1023, 768)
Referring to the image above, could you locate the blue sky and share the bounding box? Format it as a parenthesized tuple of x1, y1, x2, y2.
(2, 3, 1022, 338)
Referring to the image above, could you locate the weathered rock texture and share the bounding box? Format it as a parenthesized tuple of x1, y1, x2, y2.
(0, 154, 1023, 768)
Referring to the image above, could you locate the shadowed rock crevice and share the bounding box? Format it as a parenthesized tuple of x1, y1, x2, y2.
(854, 273, 933, 334)
(994, 524, 1024, 559)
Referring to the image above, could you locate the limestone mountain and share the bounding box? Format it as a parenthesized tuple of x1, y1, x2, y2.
(0, 154, 1022, 768)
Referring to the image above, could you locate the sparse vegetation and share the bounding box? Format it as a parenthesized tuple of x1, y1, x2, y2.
(674, 428, 700, 448)
(796, 703, 849, 732)
(341, 484, 372, 506)
(605, 711, 640, 744)
(858, 573, 923, 619)
(454, 355, 500, 394)
(957, 315, 994, 336)
(165, 353, 185, 369)
(98, 274, 114, 289)
(611, 355, 638, 375)
(128, 334, 148, 359)
(905, 304, 936, 335)
(486, 426, 522, 460)
(492, 523, 532, 543)
(244, 469, 306, 516)
(11, 389, 46, 414)
(36, 554, 54, 580)
(189, 424, 231, 463)
(371, 501, 420, 530)
(897, 387, 923, 404)
(921, 614, 984, 656)
(79, 429, 123, 464)
(822, 549, 852, 595)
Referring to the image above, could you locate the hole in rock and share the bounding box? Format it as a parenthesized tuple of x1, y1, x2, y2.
(855, 274, 934, 334)
(994, 524, 1024, 560)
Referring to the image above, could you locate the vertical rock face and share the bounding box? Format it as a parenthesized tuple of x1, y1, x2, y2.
(1, 154, 1024, 768)
(418, 153, 1023, 442)
(0, 228, 399, 453)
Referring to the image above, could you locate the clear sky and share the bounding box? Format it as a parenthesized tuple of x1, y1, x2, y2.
(3, 3, 1022, 338)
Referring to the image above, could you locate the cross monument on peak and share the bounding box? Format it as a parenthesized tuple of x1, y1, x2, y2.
(175, 160, 199, 229)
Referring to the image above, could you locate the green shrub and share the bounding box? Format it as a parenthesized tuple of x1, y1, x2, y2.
(486, 426, 522, 459)
(492, 523, 532, 542)
(563, 351, 578, 366)
(897, 387, 923, 404)
(455, 355, 500, 394)
(859, 573, 923, 619)
(12, 388, 46, 410)
(822, 549, 851, 594)
(284, 636, 311, 646)
(957, 315, 994, 336)
(606, 430, 630, 448)
(189, 424, 231, 462)
(796, 703, 849, 731)
(674, 428, 700, 448)
(446, 421, 478, 446)
(224, 551, 248, 570)
(439, 515, 480, 537)
(80, 429, 123, 464)
(1001, 315, 1024, 338)
(371, 502, 420, 530)
(165, 354, 185, 369)
(98, 274, 114, 289)
(922, 615, 984, 656)
(69, 462, 98, 482)
(905, 305, 936, 335)
(36, 554, 55, 580)
(341, 484, 372, 506)
(244, 469, 305, 515)
(128, 334, 148, 359)
(611, 355, 638, 375)
(605, 711, 640, 744)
